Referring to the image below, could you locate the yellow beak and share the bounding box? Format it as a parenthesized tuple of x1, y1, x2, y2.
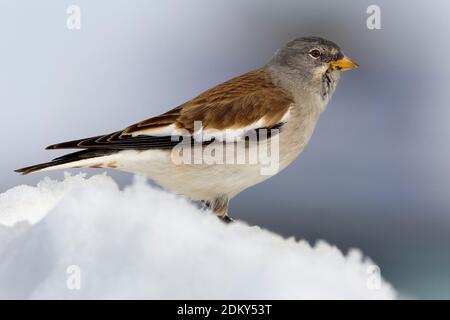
(329, 56, 359, 71)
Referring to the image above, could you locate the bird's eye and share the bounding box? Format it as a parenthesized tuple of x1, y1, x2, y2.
(309, 49, 321, 59)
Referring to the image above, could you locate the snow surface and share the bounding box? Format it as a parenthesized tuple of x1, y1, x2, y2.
(0, 173, 396, 299)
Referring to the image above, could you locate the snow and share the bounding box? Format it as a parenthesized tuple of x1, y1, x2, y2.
(0, 173, 396, 299)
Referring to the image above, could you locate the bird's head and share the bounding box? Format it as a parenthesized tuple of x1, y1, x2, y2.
(270, 36, 358, 74)
(268, 36, 358, 99)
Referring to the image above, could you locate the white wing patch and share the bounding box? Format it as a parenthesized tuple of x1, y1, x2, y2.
(202, 119, 265, 142)
(131, 124, 184, 137)
(279, 107, 291, 123)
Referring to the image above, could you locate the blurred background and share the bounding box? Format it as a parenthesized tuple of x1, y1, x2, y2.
(1, 0, 450, 298)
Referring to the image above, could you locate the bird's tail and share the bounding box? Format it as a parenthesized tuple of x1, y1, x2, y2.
(15, 149, 117, 175)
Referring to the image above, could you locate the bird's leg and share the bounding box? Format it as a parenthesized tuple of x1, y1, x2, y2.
(204, 195, 233, 223)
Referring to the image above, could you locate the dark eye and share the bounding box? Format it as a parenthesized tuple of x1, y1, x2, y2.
(309, 49, 321, 59)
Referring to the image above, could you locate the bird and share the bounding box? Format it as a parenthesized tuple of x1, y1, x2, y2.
(16, 36, 358, 223)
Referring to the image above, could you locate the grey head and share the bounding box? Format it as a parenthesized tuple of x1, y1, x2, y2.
(267, 36, 358, 102)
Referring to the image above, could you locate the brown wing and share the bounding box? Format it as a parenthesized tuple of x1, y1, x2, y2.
(46, 68, 293, 150)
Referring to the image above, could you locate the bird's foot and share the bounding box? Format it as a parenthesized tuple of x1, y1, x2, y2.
(219, 215, 234, 224)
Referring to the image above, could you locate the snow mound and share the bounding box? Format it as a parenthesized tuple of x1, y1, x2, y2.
(0, 173, 395, 299)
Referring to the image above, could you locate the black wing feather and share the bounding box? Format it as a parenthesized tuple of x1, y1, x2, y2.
(46, 131, 188, 150)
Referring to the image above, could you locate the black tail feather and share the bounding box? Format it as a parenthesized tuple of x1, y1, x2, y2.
(15, 149, 117, 175)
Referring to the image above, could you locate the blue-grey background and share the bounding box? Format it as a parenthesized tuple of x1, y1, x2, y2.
(1, 0, 449, 298)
